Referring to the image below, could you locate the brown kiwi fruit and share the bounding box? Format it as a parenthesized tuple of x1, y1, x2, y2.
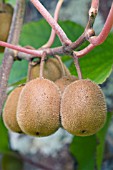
(17, 78, 61, 137)
(0, 3, 13, 52)
(29, 58, 70, 81)
(55, 75, 78, 94)
(3, 85, 23, 133)
(61, 79, 107, 136)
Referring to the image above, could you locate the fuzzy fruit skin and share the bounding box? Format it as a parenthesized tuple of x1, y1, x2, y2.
(55, 76, 78, 94)
(3, 86, 23, 133)
(29, 58, 70, 81)
(0, 3, 13, 52)
(61, 79, 107, 136)
(17, 78, 61, 137)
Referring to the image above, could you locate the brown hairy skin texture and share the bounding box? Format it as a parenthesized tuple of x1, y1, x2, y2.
(61, 79, 107, 136)
(17, 78, 61, 137)
(3, 85, 23, 133)
(0, 3, 13, 52)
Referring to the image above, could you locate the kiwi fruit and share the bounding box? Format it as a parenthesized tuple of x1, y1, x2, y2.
(17, 78, 61, 137)
(0, 3, 13, 52)
(3, 85, 23, 133)
(61, 79, 107, 136)
(29, 58, 70, 81)
(55, 75, 78, 94)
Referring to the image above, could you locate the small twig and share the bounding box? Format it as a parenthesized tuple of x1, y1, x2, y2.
(73, 52, 83, 79)
(42, 0, 64, 48)
(30, 0, 71, 46)
(69, 0, 97, 51)
(91, 0, 99, 10)
(89, 0, 99, 19)
(75, 44, 95, 58)
(89, 3, 113, 46)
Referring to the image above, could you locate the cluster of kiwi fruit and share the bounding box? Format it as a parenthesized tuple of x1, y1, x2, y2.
(2, 57, 107, 137)
(0, 2, 13, 52)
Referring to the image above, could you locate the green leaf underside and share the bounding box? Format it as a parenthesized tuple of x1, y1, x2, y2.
(96, 112, 112, 170)
(0, 117, 10, 154)
(70, 135, 97, 170)
(1, 152, 23, 170)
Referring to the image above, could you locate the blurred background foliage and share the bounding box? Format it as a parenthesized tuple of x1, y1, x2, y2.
(0, 0, 113, 170)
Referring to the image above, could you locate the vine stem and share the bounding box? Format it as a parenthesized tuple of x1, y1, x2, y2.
(30, 0, 71, 46)
(75, 44, 95, 58)
(0, 0, 26, 114)
(89, 3, 113, 46)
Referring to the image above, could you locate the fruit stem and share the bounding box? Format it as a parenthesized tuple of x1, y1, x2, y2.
(55, 55, 66, 77)
(73, 52, 83, 79)
(27, 60, 33, 82)
(39, 52, 46, 79)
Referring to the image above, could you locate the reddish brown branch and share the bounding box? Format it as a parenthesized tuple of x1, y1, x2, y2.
(42, 0, 64, 48)
(89, 3, 113, 46)
(30, 0, 71, 45)
(75, 44, 95, 58)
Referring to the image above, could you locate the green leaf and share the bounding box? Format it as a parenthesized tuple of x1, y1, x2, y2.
(5, 0, 16, 6)
(8, 60, 28, 85)
(20, 19, 84, 49)
(0, 117, 10, 154)
(1, 152, 24, 170)
(96, 112, 112, 170)
(0, 53, 3, 65)
(70, 135, 97, 170)
(69, 34, 113, 84)
(8, 77, 26, 87)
